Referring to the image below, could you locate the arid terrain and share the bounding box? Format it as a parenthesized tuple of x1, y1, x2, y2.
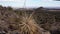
(0, 5, 60, 34)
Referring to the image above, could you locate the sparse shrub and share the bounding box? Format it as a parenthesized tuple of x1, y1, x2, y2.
(17, 12, 42, 34)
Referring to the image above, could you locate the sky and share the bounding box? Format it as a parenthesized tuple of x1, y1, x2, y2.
(0, 0, 60, 8)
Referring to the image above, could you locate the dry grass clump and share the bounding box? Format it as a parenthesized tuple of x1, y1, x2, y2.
(18, 12, 42, 34)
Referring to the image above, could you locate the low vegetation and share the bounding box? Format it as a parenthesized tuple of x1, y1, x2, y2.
(0, 5, 60, 34)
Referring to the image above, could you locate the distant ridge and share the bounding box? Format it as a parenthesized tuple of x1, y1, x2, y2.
(45, 7, 60, 10)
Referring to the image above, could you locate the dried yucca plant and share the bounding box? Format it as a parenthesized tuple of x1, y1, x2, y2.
(18, 12, 42, 34)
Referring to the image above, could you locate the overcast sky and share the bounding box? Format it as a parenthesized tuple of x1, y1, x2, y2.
(0, 0, 60, 8)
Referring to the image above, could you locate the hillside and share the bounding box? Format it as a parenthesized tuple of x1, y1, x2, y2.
(0, 6, 60, 34)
